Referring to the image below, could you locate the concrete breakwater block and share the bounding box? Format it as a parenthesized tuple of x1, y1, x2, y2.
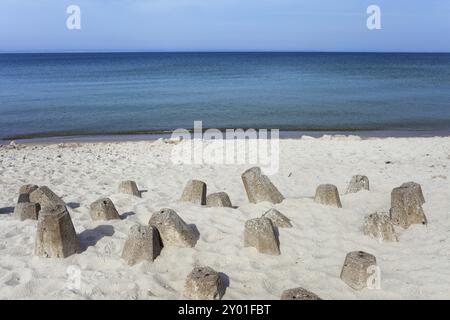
(35, 204, 80, 258)
(280, 287, 321, 300)
(390, 182, 427, 229)
(14, 202, 40, 221)
(118, 180, 141, 197)
(244, 217, 280, 255)
(184, 266, 226, 300)
(241, 167, 284, 204)
(346, 175, 369, 194)
(149, 208, 199, 248)
(19, 184, 39, 195)
(363, 213, 398, 242)
(180, 180, 207, 205)
(15, 184, 41, 220)
(262, 208, 292, 228)
(340, 251, 377, 290)
(17, 184, 39, 203)
(401, 181, 425, 204)
(90, 198, 121, 221)
(206, 192, 232, 207)
(314, 184, 342, 208)
(30, 186, 66, 209)
(121, 224, 162, 266)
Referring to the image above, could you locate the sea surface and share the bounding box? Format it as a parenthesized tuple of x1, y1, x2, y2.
(1, 52, 450, 141)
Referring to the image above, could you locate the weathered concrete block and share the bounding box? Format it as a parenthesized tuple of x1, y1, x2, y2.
(206, 192, 232, 207)
(118, 180, 141, 197)
(340, 251, 377, 290)
(184, 266, 226, 300)
(29, 186, 65, 209)
(346, 175, 369, 194)
(244, 217, 280, 255)
(14, 202, 40, 221)
(400, 181, 425, 204)
(149, 208, 199, 248)
(314, 184, 342, 208)
(363, 213, 398, 242)
(262, 208, 292, 228)
(17, 184, 39, 203)
(121, 224, 161, 266)
(19, 184, 39, 195)
(35, 204, 80, 258)
(180, 180, 207, 205)
(89, 198, 120, 221)
(281, 287, 321, 300)
(241, 167, 284, 204)
(390, 183, 427, 229)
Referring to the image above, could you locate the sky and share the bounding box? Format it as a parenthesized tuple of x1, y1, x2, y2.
(0, 0, 449, 52)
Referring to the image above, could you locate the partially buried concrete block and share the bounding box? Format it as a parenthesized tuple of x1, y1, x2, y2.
(400, 181, 425, 204)
(346, 175, 369, 194)
(19, 184, 39, 195)
(17, 184, 39, 203)
(314, 184, 342, 208)
(206, 192, 232, 207)
(149, 208, 199, 248)
(244, 217, 280, 255)
(262, 208, 292, 228)
(180, 180, 207, 205)
(14, 202, 40, 221)
(121, 224, 161, 266)
(280, 287, 321, 300)
(118, 180, 141, 197)
(35, 204, 80, 258)
(340, 251, 377, 290)
(390, 182, 427, 229)
(29, 186, 65, 209)
(363, 212, 398, 242)
(184, 266, 226, 300)
(89, 198, 120, 221)
(241, 167, 284, 204)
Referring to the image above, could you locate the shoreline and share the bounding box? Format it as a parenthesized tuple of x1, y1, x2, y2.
(2, 128, 450, 145)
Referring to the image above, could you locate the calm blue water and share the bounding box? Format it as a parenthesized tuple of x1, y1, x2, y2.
(1, 52, 450, 140)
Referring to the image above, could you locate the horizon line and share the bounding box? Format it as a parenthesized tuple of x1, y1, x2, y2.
(1, 49, 450, 54)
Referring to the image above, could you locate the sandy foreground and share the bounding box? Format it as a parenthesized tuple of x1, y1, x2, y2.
(0, 135, 449, 300)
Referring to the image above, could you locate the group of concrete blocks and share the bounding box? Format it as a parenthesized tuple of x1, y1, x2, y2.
(313, 175, 369, 208)
(11, 180, 143, 259)
(12, 185, 81, 258)
(14, 184, 69, 221)
(121, 208, 199, 266)
(362, 181, 427, 243)
(179, 179, 232, 207)
(306, 174, 427, 242)
(179, 248, 379, 299)
(166, 249, 379, 300)
(243, 208, 292, 256)
(183, 266, 321, 300)
(8, 168, 429, 299)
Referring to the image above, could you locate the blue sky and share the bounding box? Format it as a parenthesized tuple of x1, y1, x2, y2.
(0, 0, 449, 52)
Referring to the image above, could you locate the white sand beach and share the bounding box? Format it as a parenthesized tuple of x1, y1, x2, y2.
(0, 136, 450, 300)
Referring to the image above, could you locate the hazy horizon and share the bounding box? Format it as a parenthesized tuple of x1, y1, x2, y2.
(2, 50, 450, 54)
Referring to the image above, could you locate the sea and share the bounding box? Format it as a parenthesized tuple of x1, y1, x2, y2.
(1, 52, 450, 142)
